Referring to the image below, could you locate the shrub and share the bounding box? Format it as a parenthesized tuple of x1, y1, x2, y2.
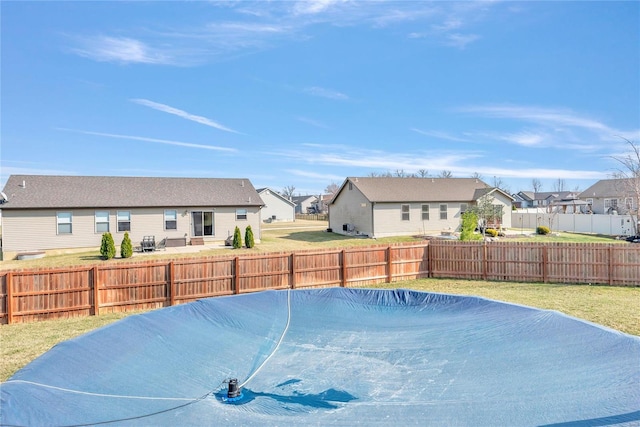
(245, 226, 255, 249)
(233, 226, 242, 249)
(485, 228, 498, 238)
(460, 211, 481, 241)
(120, 232, 133, 258)
(100, 232, 116, 260)
(536, 226, 551, 235)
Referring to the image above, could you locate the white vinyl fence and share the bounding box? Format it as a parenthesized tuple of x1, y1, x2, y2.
(512, 212, 638, 236)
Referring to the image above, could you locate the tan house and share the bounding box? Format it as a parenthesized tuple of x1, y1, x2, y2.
(328, 177, 513, 238)
(0, 175, 264, 259)
(257, 188, 296, 222)
(580, 178, 638, 215)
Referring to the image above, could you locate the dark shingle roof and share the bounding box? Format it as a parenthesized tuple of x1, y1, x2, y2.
(337, 177, 500, 203)
(580, 178, 635, 198)
(1, 175, 264, 209)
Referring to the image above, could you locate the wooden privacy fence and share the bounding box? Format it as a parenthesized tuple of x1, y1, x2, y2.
(0, 241, 638, 324)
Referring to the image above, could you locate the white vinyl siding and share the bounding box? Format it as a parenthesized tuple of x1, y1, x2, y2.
(57, 212, 72, 234)
(95, 211, 109, 233)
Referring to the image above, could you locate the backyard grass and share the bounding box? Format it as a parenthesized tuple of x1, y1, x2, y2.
(0, 221, 626, 270)
(1, 278, 638, 382)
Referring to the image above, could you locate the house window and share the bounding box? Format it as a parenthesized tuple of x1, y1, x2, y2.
(401, 204, 410, 221)
(95, 211, 110, 233)
(460, 203, 468, 214)
(421, 204, 430, 221)
(192, 211, 214, 236)
(236, 209, 248, 220)
(625, 198, 635, 210)
(57, 212, 72, 234)
(604, 199, 618, 210)
(586, 198, 593, 205)
(164, 210, 177, 230)
(117, 211, 131, 232)
(349, 182, 353, 190)
(440, 204, 448, 220)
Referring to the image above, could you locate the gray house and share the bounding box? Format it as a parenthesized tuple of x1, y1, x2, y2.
(329, 177, 513, 238)
(257, 188, 296, 222)
(0, 175, 264, 259)
(580, 178, 638, 215)
(291, 195, 320, 214)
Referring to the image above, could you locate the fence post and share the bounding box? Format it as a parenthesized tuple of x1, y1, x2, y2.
(290, 253, 296, 289)
(168, 261, 175, 306)
(387, 246, 393, 283)
(427, 242, 433, 278)
(92, 266, 100, 316)
(234, 257, 240, 294)
(608, 246, 614, 286)
(542, 245, 548, 283)
(482, 243, 488, 281)
(341, 249, 347, 287)
(6, 272, 13, 324)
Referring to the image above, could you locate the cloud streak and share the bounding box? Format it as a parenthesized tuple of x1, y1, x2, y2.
(303, 86, 349, 101)
(57, 128, 237, 152)
(70, 36, 174, 65)
(131, 99, 240, 133)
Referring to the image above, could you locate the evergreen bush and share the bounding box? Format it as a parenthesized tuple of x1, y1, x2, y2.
(100, 232, 116, 260)
(245, 225, 255, 249)
(121, 232, 133, 258)
(233, 226, 242, 249)
(536, 226, 551, 235)
(460, 212, 481, 241)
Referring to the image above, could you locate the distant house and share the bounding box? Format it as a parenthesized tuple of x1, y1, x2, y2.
(256, 188, 296, 222)
(514, 191, 580, 210)
(0, 175, 264, 259)
(580, 178, 638, 215)
(328, 177, 513, 238)
(291, 195, 320, 214)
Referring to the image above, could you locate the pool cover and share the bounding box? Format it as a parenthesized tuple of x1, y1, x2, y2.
(2, 288, 639, 426)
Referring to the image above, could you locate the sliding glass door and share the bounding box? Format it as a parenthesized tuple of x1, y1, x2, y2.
(191, 211, 214, 236)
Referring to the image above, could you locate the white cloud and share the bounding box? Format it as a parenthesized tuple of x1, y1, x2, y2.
(285, 169, 345, 182)
(411, 128, 472, 142)
(444, 33, 480, 48)
(56, 128, 237, 152)
(297, 117, 330, 129)
(303, 86, 349, 100)
(70, 36, 174, 65)
(131, 99, 239, 134)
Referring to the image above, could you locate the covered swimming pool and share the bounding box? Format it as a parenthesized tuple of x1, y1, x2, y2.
(2, 288, 639, 426)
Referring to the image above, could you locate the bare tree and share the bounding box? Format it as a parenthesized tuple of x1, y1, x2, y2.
(439, 170, 453, 178)
(471, 172, 484, 181)
(325, 182, 339, 196)
(610, 138, 640, 234)
(531, 178, 542, 193)
(492, 176, 511, 194)
(417, 169, 429, 178)
(281, 185, 296, 199)
(552, 178, 566, 192)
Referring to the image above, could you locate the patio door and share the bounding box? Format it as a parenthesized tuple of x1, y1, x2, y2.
(191, 211, 214, 236)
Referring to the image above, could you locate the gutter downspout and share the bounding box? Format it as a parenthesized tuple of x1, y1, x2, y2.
(371, 202, 375, 238)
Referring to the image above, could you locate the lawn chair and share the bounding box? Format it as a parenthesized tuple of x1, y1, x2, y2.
(141, 236, 156, 252)
(155, 238, 167, 251)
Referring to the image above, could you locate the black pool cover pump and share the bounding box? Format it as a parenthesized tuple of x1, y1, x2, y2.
(227, 378, 241, 399)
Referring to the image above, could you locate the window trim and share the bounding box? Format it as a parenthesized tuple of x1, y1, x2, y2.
(439, 204, 448, 220)
(117, 211, 131, 232)
(57, 211, 73, 235)
(421, 204, 430, 221)
(192, 210, 215, 237)
(95, 210, 110, 233)
(236, 208, 248, 221)
(401, 204, 410, 221)
(164, 210, 177, 230)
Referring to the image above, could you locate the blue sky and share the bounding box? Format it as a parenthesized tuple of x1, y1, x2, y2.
(1, 1, 639, 196)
